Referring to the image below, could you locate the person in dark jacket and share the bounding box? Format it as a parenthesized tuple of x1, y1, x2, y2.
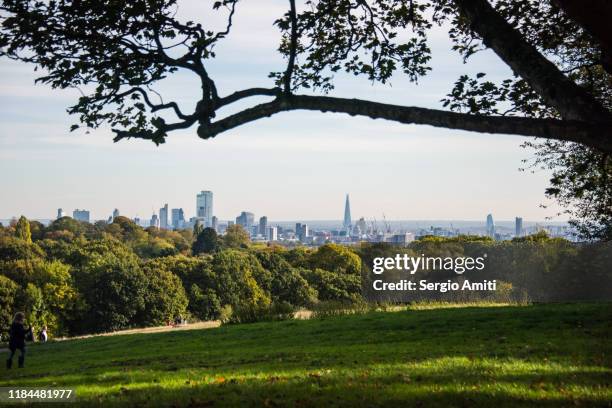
(6, 312, 31, 369)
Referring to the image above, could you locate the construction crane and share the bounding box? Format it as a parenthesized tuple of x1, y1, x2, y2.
(382, 213, 391, 234)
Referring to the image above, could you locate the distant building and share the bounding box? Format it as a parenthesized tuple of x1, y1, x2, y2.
(159, 204, 168, 229)
(259, 216, 268, 236)
(112, 209, 120, 220)
(267, 226, 278, 241)
(73, 209, 90, 223)
(56, 208, 66, 219)
(171, 208, 185, 229)
(211, 216, 219, 232)
(150, 213, 159, 228)
(343, 194, 352, 231)
(389, 233, 415, 246)
(354, 217, 367, 236)
(486, 214, 495, 238)
(236, 211, 254, 231)
(515, 217, 523, 237)
(296, 223, 309, 242)
(196, 191, 213, 227)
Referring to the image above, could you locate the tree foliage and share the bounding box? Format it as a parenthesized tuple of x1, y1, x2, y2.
(192, 227, 220, 255)
(223, 224, 250, 248)
(15, 216, 32, 243)
(0, 275, 19, 339)
(434, 0, 612, 240)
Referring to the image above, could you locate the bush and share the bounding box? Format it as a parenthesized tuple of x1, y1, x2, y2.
(226, 301, 296, 324)
(218, 304, 233, 324)
(311, 298, 370, 319)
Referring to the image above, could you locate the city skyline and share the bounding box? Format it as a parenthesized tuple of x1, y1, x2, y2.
(1, 190, 567, 226)
(1, 190, 570, 244)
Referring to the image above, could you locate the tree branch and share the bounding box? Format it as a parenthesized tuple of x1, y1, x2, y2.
(113, 117, 196, 143)
(217, 87, 282, 108)
(211, 1, 238, 43)
(197, 94, 612, 153)
(114, 87, 192, 120)
(283, 0, 298, 94)
(453, 0, 612, 123)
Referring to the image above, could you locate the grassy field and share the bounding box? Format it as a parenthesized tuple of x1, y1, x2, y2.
(1, 303, 610, 407)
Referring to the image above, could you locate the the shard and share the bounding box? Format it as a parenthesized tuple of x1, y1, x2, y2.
(343, 194, 352, 231)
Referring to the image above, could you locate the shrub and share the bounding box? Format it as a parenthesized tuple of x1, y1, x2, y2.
(218, 304, 233, 324)
(311, 298, 370, 319)
(226, 301, 296, 324)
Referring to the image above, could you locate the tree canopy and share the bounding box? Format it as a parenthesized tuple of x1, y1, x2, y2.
(1, 0, 609, 145)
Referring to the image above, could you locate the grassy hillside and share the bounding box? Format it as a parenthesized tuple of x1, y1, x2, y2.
(2, 303, 611, 407)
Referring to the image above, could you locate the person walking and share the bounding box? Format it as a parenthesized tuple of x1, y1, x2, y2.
(6, 312, 31, 369)
(38, 325, 48, 343)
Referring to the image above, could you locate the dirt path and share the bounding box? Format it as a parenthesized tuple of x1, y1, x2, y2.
(2, 310, 316, 353)
(1, 321, 220, 353)
(63, 320, 221, 340)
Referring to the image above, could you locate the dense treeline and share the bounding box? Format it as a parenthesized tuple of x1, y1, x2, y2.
(361, 234, 612, 303)
(0, 217, 362, 339)
(1, 217, 610, 340)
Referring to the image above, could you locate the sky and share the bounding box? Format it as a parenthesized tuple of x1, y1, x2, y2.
(0, 0, 564, 223)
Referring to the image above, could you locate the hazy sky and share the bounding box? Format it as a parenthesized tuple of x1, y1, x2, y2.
(0, 1, 564, 222)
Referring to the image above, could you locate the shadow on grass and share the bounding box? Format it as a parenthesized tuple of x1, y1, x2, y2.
(1, 304, 610, 407)
(61, 365, 611, 408)
(9, 356, 611, 407)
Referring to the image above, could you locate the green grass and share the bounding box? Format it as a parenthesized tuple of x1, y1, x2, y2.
(2, 303, 611, 407)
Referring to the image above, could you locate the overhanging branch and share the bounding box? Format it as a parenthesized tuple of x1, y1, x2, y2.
(197, 94, 612, 153)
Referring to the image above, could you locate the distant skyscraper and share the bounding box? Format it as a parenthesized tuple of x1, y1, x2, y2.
(112, 208, 120, 220)
(159, 204, 168, 229)
(267, 226, 278, 241)
(150, 213, 159, 228)
(296, 223, 309, 242)
(236, 211, 254, 231)
(515, 217, 523, 237)
(486, 214, 495, 238)
(171, 208, 185, 229)
(259, 216, 268, 236)
(211, 216, 219, 232)
(73, 209, 90, 223)
(56, 208, 66, 219)
(343, 194, 352, 230)
(196, 191, 213, 227)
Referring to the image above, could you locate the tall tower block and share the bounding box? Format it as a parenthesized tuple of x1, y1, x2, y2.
(343, 194, 352, 231)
